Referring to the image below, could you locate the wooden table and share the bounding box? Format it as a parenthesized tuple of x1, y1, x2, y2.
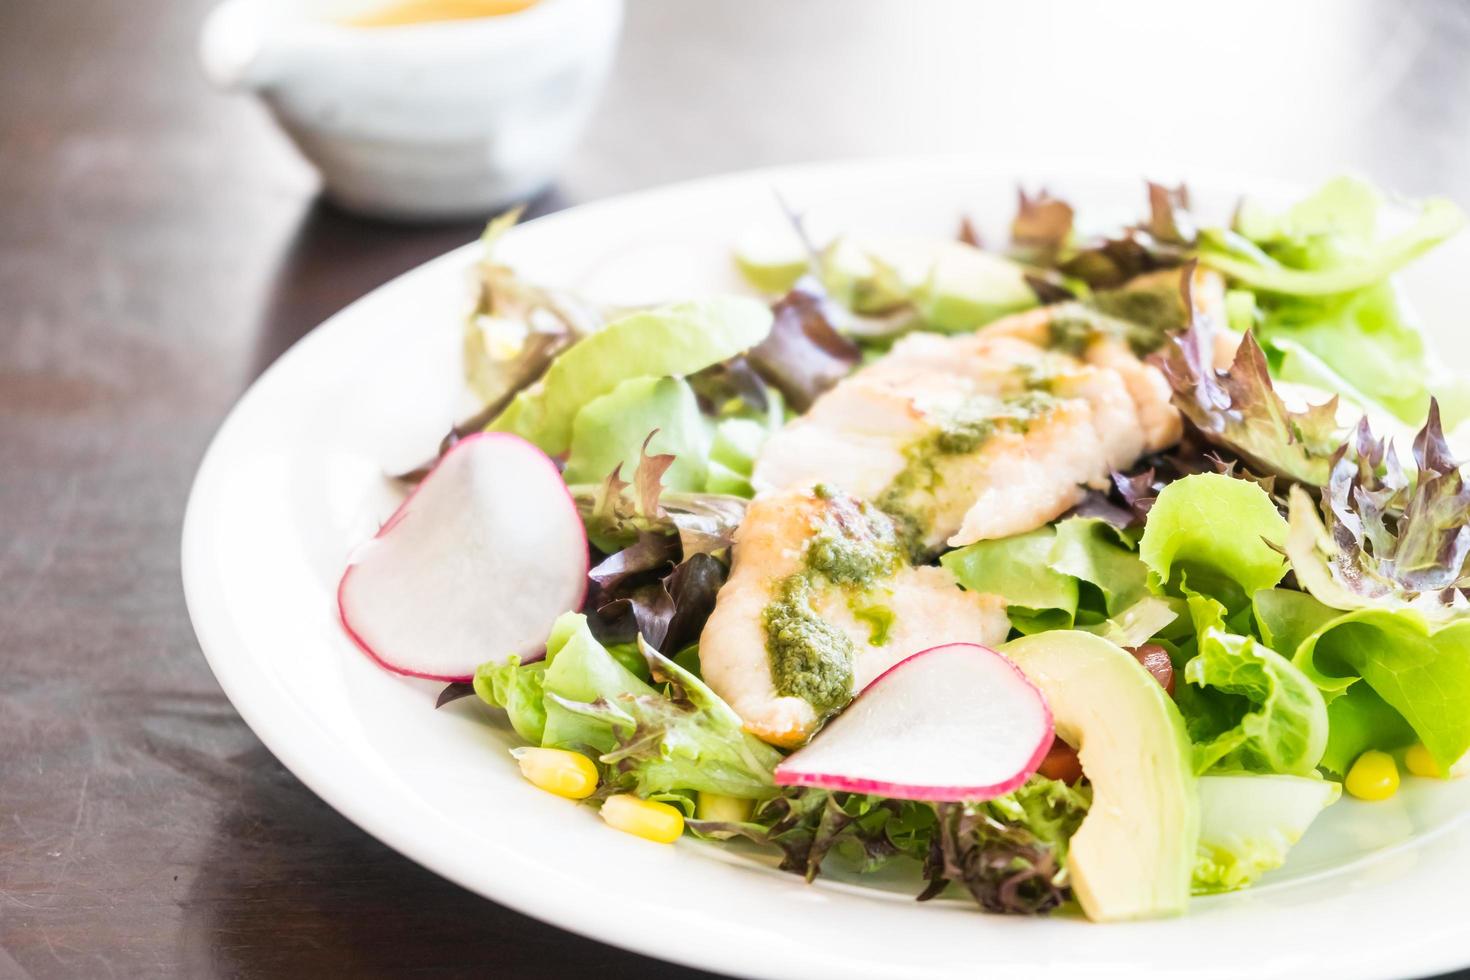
(5, 1, 1470, 976)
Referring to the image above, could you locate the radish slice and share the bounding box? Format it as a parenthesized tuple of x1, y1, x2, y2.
(774, 643, 1052, 801)
(338, 432, 588, 682)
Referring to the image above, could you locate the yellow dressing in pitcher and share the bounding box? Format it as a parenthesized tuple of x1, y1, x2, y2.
(344, 0, 538, 28)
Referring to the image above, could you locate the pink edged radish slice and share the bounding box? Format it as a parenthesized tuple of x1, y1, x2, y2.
(774, 643, 1052, 802)
(338, 432, 588, 682)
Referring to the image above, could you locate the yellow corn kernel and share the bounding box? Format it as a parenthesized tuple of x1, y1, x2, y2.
(1345, 750, 1400, 801)
(694, 792, 753, 837)
(512, 747, 598, 800)
(599, 794, 685, 843)
(1405, 743, 1442, 778)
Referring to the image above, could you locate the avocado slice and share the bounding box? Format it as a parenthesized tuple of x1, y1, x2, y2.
(732, 222, 811, 295)
(1003, 630, 1199, 921)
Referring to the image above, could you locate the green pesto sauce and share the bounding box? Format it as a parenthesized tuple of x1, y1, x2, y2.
(762, 486, 906, 713)
(1047, 289, 1181, 359)
(1087, 281, 1186, 353)
(876, 391, 1061, 556)
(763, 574, 855, 714)
(851, 603, 896, 646)
(1046, 309, 1101, 358)
(805, 484, 905, 586)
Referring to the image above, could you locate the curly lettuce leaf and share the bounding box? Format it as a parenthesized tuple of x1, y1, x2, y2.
(548, 639, 782, 800)
(473, 612, 649, 749)
(1138, 473, 1289, 609)
(920, 778, 1091, 915)
(1285, 407, 1470, 619)
(490, 296, 773, 454)
(1157, 315, 1342, 486)
(1193, 774, 1340, 893)
(1176, 596, 1328, 776)
(1012, 181, 1194, 289)
(689, 787, 936, 881)
(476, 614, 781, 799)
(570, 438, 747, 558)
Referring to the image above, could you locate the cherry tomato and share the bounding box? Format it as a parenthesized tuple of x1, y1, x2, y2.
(1037, 736, 1083, 784)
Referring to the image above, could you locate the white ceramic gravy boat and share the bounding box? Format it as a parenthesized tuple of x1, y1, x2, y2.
(201, 0, 622, 220)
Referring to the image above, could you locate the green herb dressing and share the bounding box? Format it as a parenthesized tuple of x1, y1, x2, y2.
(762, 487, 907, 715)
(877, 390, 1061, 555)
(1047, 296, 1178, 359)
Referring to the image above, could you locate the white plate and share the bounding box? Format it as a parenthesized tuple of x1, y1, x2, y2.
(183, 157, 1470, 980)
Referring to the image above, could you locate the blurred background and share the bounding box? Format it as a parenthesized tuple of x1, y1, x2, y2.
(4, 0, 1470, 976)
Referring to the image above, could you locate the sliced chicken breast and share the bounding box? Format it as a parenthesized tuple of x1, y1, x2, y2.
(754, 305, 1182, 549)
(699, 487, 1007, 747)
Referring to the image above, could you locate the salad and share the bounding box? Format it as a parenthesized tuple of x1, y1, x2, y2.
(337, 176, 1470, 922)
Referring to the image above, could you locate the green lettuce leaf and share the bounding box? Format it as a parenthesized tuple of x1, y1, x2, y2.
(472, 612, 649, 748)
(1198, 180, 1463, 297)
(1318, 683, 1417, 778)
(1193, 774, 1340, 893)
(490, 296, 773, 454)
(1253, 587, 1458, 775)
(476, 614, 781, 799)
(1252, 587, 1340, 657)
(1199, 177, 1467, 427)
(1295, 607, 1470, 772)
(472, 656, 548, 744)
(941, 518, 1151, 634)
(562, 377, 712, 492)
(940, 527, 1079, 633)
(1138, 473, 1289, 608)
(1049, 517, 1149, 615)
(548, 639, 782, 800)
(1177, 597, 1328, 776)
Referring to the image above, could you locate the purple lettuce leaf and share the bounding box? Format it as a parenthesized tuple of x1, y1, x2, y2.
(747, 277, 863, 412)
(1156, 268, 1343, 486)
(1287, 403, 1470, 616)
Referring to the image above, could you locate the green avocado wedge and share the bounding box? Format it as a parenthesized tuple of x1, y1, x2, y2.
(488, 296, 773, 455)
(1003, 630, 1199, 921)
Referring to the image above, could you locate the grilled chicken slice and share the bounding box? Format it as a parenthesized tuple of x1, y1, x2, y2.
(699, 486, 1007, 747)
(755, 334, 1175, 550)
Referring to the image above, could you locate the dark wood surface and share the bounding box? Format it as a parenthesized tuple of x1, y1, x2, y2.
(5, 1, 1470, 977)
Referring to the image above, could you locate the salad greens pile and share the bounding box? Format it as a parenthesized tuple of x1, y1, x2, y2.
(441, 175, 1470, 917)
